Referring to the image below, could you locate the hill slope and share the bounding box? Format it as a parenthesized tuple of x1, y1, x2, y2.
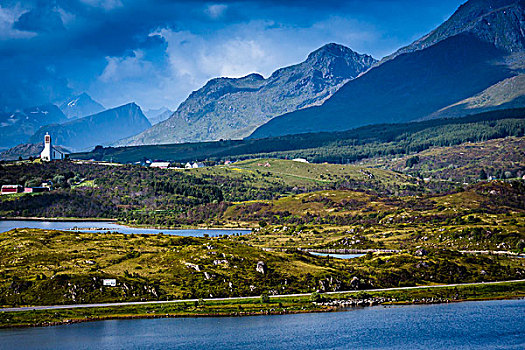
(30, 103, 151, 152)
(250, 0, 525, 138)
(72, 108, 525, 164)
(119, 43, 376, 145)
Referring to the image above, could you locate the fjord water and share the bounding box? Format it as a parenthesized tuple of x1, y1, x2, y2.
(1, 299, 523, 350)
(0, 220, 249, 236)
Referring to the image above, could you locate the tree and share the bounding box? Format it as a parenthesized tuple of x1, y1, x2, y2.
(260, 293, 270, 303)
(479, 169, 487, 180)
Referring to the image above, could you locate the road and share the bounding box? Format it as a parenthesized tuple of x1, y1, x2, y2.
(2, 279, 524, 313)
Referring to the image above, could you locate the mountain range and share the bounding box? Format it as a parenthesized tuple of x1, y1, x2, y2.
(144, 107, 174, 125)
(0, 104, 67, 149)
(29, 103, 151, 152)
(118, 43, 376, 146)
(250, 0, 525, 138)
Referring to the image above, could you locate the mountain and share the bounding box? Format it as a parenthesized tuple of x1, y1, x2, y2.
(59, 93, 105, 120)
(0, 143, 70, 161)
(29, 103, 151, 152)
(144, 107, 173, 125)
(0, 104, 67, 149)
(250, 0, 525, 139)
(119, 43, 376, 145)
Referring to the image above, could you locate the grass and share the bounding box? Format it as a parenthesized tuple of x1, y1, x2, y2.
(0, 227, 523, 311)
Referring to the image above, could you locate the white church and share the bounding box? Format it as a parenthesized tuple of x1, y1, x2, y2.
(40, 133, 66, 161)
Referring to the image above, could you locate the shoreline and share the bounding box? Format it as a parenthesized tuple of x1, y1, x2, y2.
(1, 280, 524, 329)
(0, 217, 253, 231)
(1, 295, 523, 330)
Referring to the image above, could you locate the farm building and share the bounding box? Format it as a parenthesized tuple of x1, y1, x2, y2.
(23, 187, 50, 193)
(150, 162, 170, 169)
(1, 185, 23, 195)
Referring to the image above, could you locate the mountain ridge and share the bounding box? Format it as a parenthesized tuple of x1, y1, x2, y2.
(118, 43, 376, 146)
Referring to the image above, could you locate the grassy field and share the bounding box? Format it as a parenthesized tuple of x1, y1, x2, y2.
(360, 136, 525, 183)
(0, 227, 523, 311)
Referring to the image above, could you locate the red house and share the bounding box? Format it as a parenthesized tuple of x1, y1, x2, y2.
(1, 185, 24, 195)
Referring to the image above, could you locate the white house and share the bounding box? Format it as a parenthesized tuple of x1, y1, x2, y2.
(150, 162, 170, 169)
(185, 162, 205, 169)
(40, 133, 66, 161)
(103, 278, 117, 287)
(292, 158, 309, 163)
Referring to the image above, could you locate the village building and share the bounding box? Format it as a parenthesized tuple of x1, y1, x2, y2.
(23, 187, 50, 193)
(40, 133, 66, 161)
(185, 162, 205, 169)
(1, 185, 23, 195)
(102, 278, 117, 287)
(150, 162, 170, 169)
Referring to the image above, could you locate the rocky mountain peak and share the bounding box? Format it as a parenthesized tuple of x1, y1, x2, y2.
(385, 0, 524, 61)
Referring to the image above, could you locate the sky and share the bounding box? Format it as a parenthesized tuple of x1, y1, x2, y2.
(0, 0, 466, 112)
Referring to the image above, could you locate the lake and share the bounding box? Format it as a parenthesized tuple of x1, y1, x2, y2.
(308, 252, 365, 259)
(0, 299, 523, 349)
(0, 220, 250, 237)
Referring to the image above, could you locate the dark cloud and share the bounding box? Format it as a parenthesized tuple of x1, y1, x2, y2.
(0, 0, 465, 111)
(13, 5, 65, 33)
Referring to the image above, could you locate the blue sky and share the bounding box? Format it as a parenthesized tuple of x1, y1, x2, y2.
(0, 0, 465, 112)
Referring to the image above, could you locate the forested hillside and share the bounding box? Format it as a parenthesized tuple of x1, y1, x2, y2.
(74, 108, 525, 164)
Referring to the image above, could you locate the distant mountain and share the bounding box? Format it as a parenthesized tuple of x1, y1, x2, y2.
(144, 107, 173, 125)
(250, 0, 525, 138)
(60, 93, 105, 120)
(119, 43, 376, 145)
(29, 103, 151, 152)
(0, 104, 67, 149)
(0, 143, 70, 161)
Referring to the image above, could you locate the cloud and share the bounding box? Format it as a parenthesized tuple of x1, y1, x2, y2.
(0, 0, 466, 112)
(13, 4, 65, 34)
(205, 4, 228, 19)
(79, 0, 123, 11)
(100, 50, 153, 82)
(0, 4, 35, 39)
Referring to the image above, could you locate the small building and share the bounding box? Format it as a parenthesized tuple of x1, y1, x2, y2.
(185, 162, 205, 169)
(292, 158, 309, 163)
(24, 187, 50, 193)
(1, 185, 23, 195)
(40, 133, 66, 161)
(103, 278, 117, 287)
(150, 162, 170, 169)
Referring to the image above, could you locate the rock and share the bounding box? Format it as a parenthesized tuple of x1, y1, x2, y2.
(350, 276, 360, 289)
(185, 263, 201, 272)
(415, 249, 428, 256)
(256, 261, 267, 274)
(204, 272, 212, 280)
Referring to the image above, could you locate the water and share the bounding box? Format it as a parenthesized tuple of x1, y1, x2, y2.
(0, 220, 249, 237)
(0, 299, 523, 349)
(309, 252, 365, 259)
